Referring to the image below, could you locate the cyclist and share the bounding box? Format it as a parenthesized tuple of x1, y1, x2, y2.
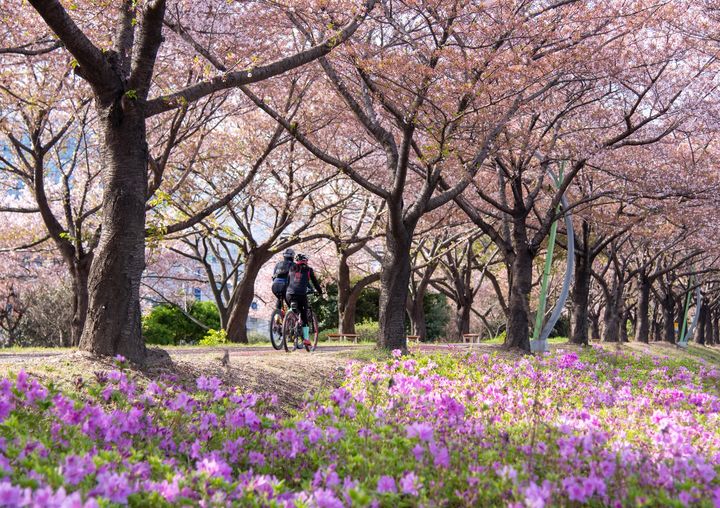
(286, 253, 323, 346)
(271, 249, 295, 310)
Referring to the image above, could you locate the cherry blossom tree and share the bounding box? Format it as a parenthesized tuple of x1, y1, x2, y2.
(164, 140, 350, 342)
(245, 0, 611, 350)
(453, 1, 719, 351)
(319, 194, 384, 334)
(6, 0, 377, 362)
(433, 235, 501, 342)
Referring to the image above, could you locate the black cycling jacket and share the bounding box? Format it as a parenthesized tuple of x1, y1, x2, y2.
(272, 259, 294, 283)
(286, 263, 321, 296)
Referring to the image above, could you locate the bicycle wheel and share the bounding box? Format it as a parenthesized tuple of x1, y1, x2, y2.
(269, 309, 284, 350)
(305, 309, 319, 352)
(282, 311, 298, 353)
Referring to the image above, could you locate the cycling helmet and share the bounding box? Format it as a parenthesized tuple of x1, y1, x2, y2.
(295, 253, 308, 264)
(283, 248, 295, 260)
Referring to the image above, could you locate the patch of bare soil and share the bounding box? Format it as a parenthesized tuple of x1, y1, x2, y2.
(0, 348, 358, 414)
(8, 341, 692, 415)
(165, 349, 353, 414)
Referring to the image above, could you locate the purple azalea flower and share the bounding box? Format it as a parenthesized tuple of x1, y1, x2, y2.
(313, 488, 343, 508)
(15, 370, 28, 392)
(249, 475, 278, 498)
(94, 472, 132, 504)
(0, 481, 26, 507)
(198, 455, 232, 481)
(523, 481, 553, 508)
(0, 399, 13, 423)
(377, 476, 397, 494)
(154, 477, 180, 502)
(400, 472, 420, 496)
(562, 477, 589, 503)
(168, 392, 194, 411)
(196, 376, 222, 392)
(429, 442, 450, 468)
(330, 388, 352, 407)
(412, 444, 425, 461)
(406, 422, 434, 442)
(679, 491, 693, 506)
(248, 451, 265, 466)
(62, 454, 95, 486)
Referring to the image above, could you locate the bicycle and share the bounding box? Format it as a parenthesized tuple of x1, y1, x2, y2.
(281, 291, 319, 352)
(269, 304, 286, 351)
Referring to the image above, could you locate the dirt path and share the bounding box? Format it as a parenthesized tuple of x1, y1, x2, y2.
(0, 344, 368, 361)
(0, 342, 498, 412)
(0, 346, 369, 413)
(0, 342, 502, 362)
(0, 341, 715, 413)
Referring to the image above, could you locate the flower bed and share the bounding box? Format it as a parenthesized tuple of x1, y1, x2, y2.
(0, 348, 718, 506)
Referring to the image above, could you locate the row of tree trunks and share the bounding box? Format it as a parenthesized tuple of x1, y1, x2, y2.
(579, 287, 720, 345)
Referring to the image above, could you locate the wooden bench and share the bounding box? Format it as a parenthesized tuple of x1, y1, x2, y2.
(463, 333, 481, 344)
(407, 335, 420, 345)
(326, 333, 359, 344)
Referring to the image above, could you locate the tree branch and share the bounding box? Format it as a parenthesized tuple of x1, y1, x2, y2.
(144, 0, 377, 117)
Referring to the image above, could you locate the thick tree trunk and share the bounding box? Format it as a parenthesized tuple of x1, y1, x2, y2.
(697, 305, 708, 345)
(340, 293, 359, 335)
(589, 312, 601, 342)
(570, 249, 591, 345)
(225, 253, 268, 343)
(337, 255, 376, 335)
(411, 296, 427, 341)
(602, 303, 620, 342)
(713, 311, 719, 345)
(505, 245, 533, 352)
(651, 303, 660, 342)
(69, 257, 92, 347)
(602, 277, 626, 343)
(662, 295, 675, 343)
(634, 276, 650, 343)
(405, 296, 415, 336)
(379, 219, 413, 350)
(675, 296, 686, 342)
(601, 277, 623, 343)
(619, 309, 630, 342)
(79, 108, 148, 363)
(704, 309, 713, 346)
(454, 301, 471, 342)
